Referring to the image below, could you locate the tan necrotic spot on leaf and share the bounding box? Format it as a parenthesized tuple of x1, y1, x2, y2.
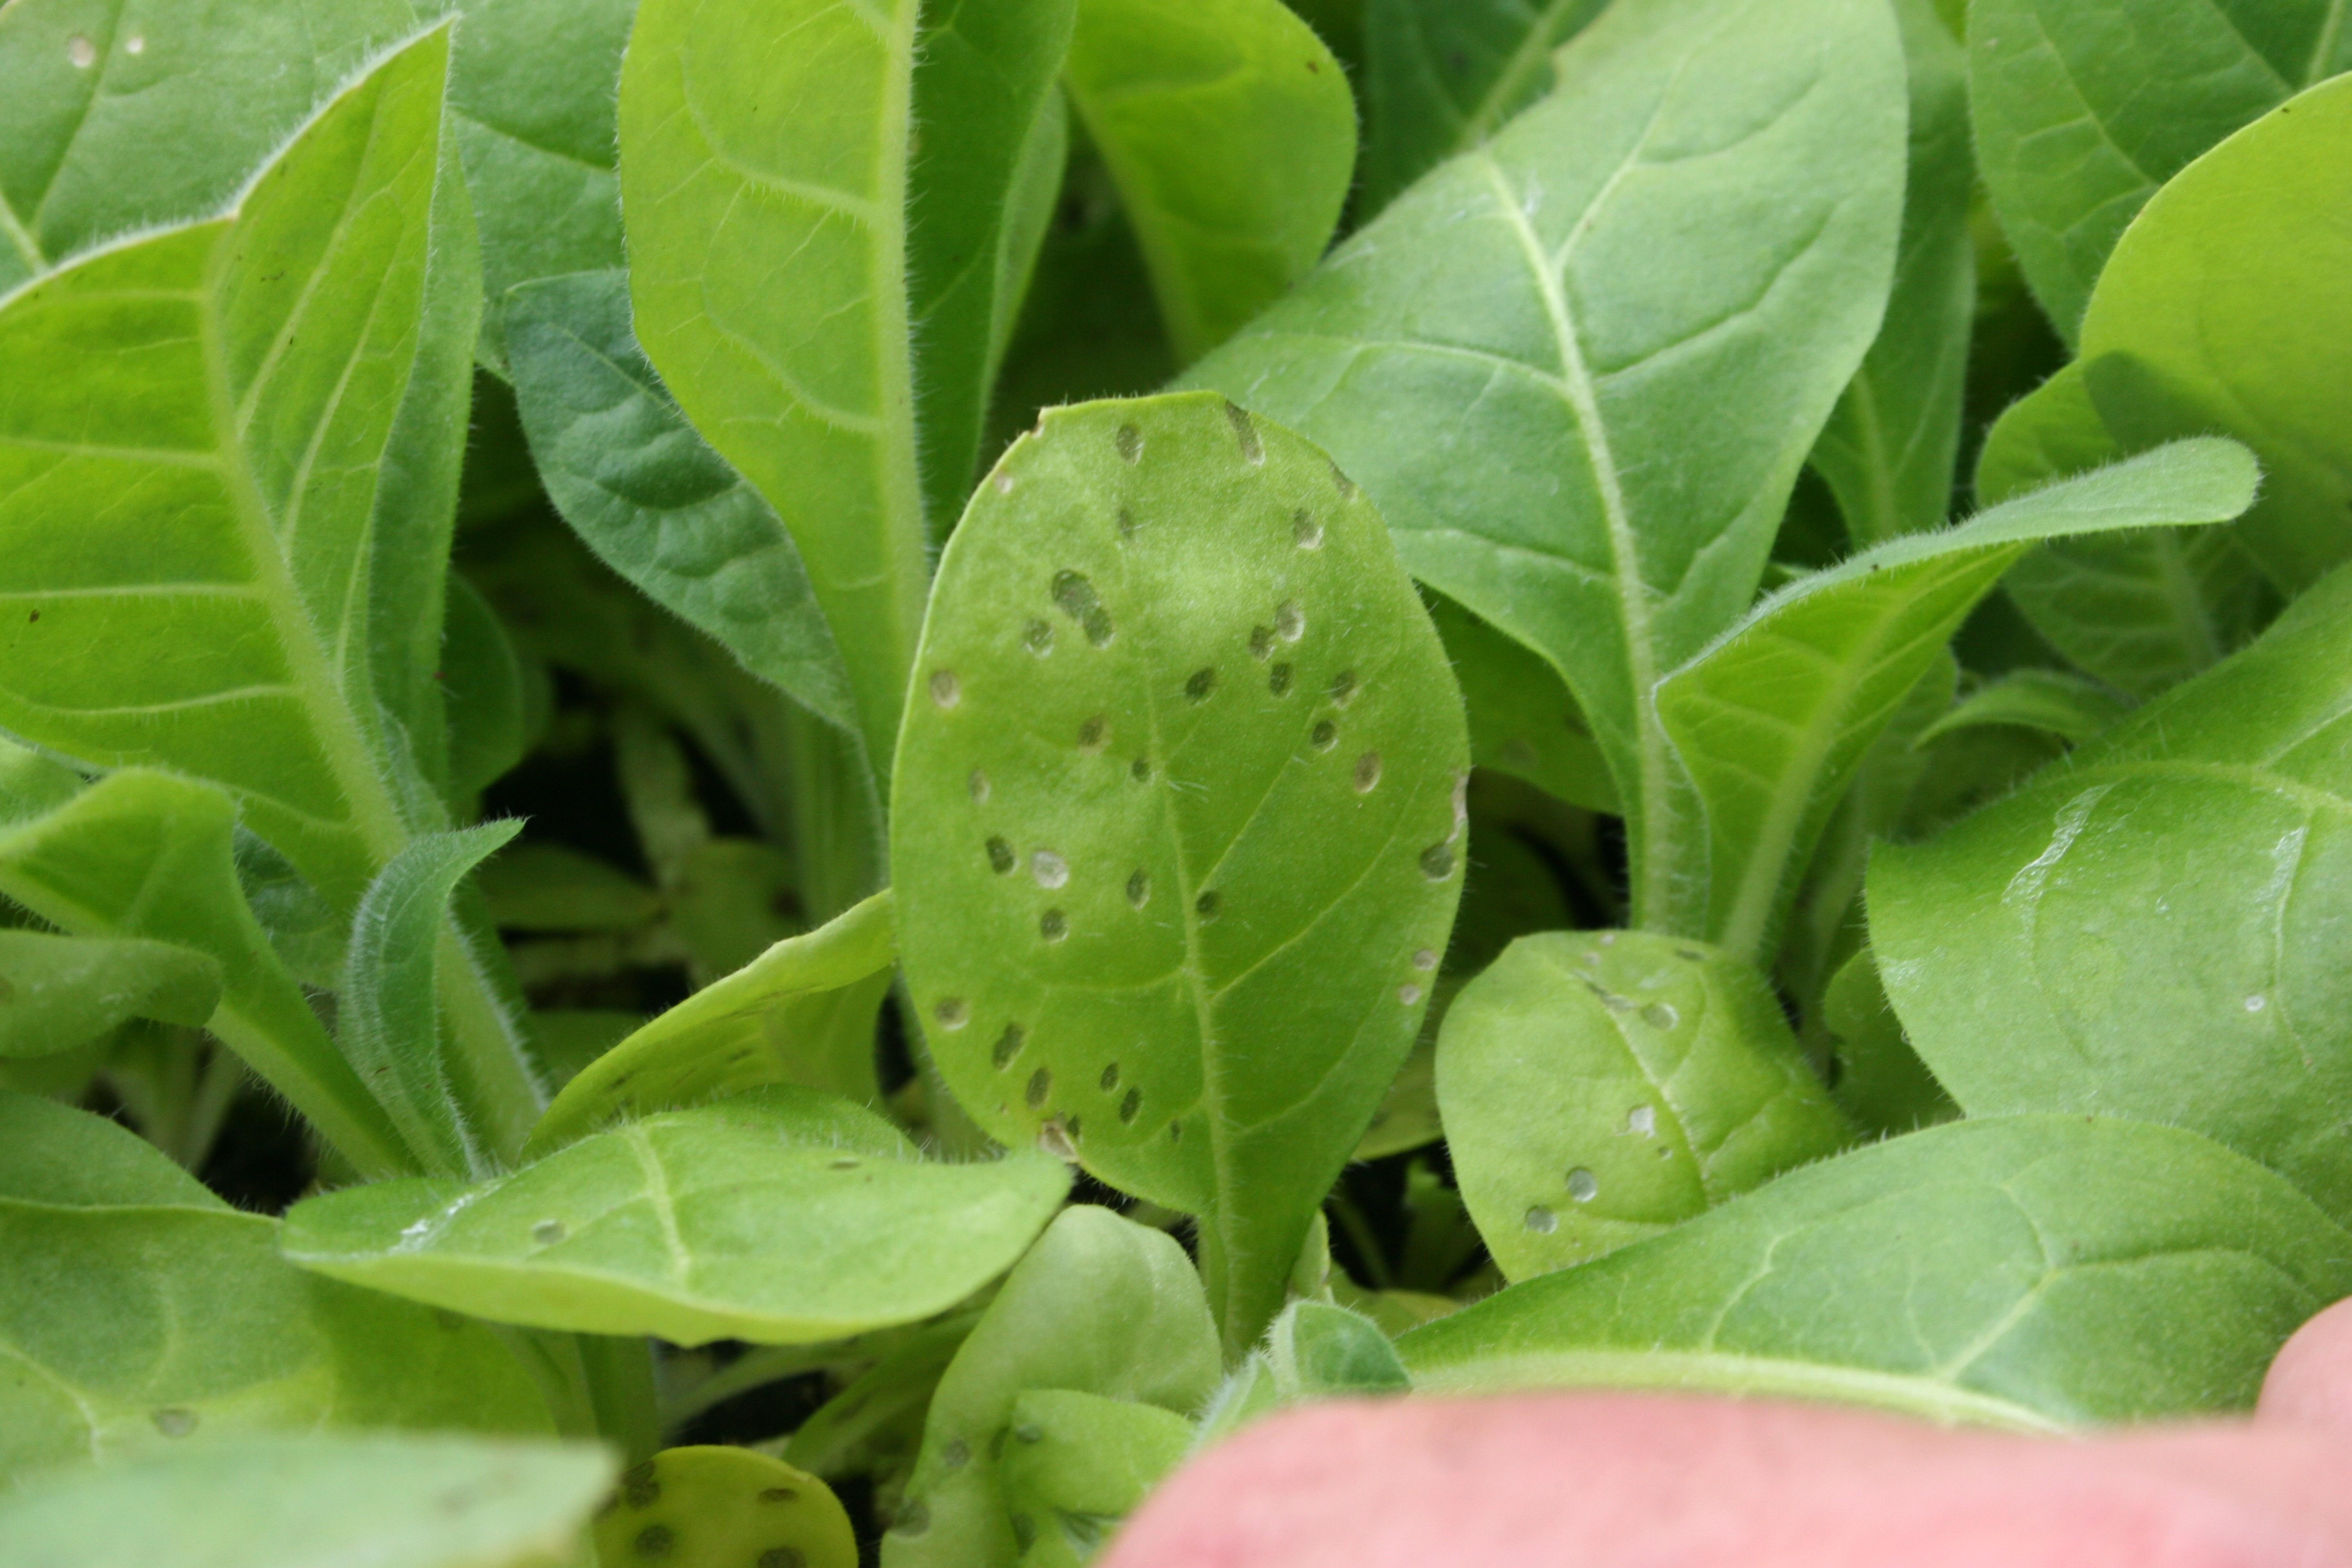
(1031, 850, 1068, 889)
(1353, 752, 1382, 793)
(930, 670, 961, 708)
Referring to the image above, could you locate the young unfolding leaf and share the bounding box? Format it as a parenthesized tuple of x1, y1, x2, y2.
(1913, 669, 2131, 748)
(1979, 366, 2274, 699)
(0, 26, 463, 904)
(0, 1434, 610, 1568)
(0, 771, 410, 1176)
(594, 1447, 857, 1568)
(0, 931, 218, 1059)
(1657, 438, 2257, 960)
(1064, 0, 1356, 362)
(525, 890, 896, 1155)
(892, 393, 1467, 1353)
(1968, 0, 2352, 343)
(1817, 947, 1952, 1137)
(440, 575, 530, 801)
(1262, 1300, 1412, 1399)
(1808, 0, 1973, 547)
(1439, 931, 1849, 1281)
(0, 1095, 549, 1483)
(1358, 0, 1609, 216)
(620, 0, 932, 774)
(1870, 563, 2352, 1223)
(502, 269, 856, 733)
(885, 1206, 1220, 1568)
(997, 1390, 1195, 1568)
(2076, 76, 2352, 594)
(1190, 0, 1907, 931)
(282, 1086, 1071, 1345)
(1401, 1115, 2352, 1428)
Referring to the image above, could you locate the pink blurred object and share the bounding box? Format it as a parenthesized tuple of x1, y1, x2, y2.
(1103, 1298, 2352, 1568)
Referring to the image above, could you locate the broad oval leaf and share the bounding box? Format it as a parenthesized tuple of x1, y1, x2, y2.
(0, 1434, 610, 1568)
(620, 0, 932, 774)
(884, 1206, 1220, 1568)
(1189, 0, 1907, 930)
(1869, 563, 2352, 1221)
(1065, 0, 1357, 363)
(1400, 1114, 2352, 1428)
(281, 1085, 1072, 1346)
(0, 1095, 549, 1483)
(1656, 437, 2257, 960)
(891, 392, 1467, 1351)
(504, 268, 855, 732)
(1967, 0, 2352, 343)
(2077, 74, 2352, 594)
(525, 890, 897, 1156)
(997, 1389, 1195, 1568)
(0, 930, 219, 1060)
(594, 1447, 857, 1568)
(1438, 931, 1850, 1281)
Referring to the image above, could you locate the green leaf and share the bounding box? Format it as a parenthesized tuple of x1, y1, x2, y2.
(0, 25, 465, 904)
(1817, 946, 1952, 1136)
(1913, 669, 2131, 748)
(502, 268, 856, 732)
(441, 574, 529, 801)
(0, 931, 219, 1059)
(1967, 0, 2352, 343)
(282, 1085, 1072, 1345)
(1400, 1114, 2352, 1427)
(891, 393, 1467, 1353)
(1438, 930, 1850, 1280)
(1262, 1299, 1412, 1398)
(1868, 562, 2352, 1222)
(1358, 0, 1610, 217)
(2076, 75, 2352, 595)
(1655, 438, 2258, 960)
(0, 771, 411, 1176)
(0, 1094, 551, 1482)
(1064, 0, 1357, 363)
(785, 1313, 980, 1483)
(478, 843, 661, 936)
(340, 820, 525, 1178)
(594, 1447, 857, 1568)
(908, 0, 1079, 522)
(1189, 0, 1908, 931)
(0, 1434, 609, 1568)
(0, 735, 82, 826)
(668, 837, 804, 986)
(884, 1206, 1220, 1568)
(997, 1390, 1195, 1568)
(1979, 366, 2276, 699)
(619, 0, 931, 777)
(525, 890, 896, 1156)
(1808, 0, 1974, 546)
(1427, 593, 1616, 814)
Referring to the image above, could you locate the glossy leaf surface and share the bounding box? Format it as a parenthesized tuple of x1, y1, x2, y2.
(526, 890, 896, 1155)
(594, 1447, 856, 1568)
(1870, 563, 2352, 1221)
(1439, 931, 1849, 1280)
(1657, 438, 2256, 959)
(282, 1086, 1070, 1345)
(0, 1095, 548, 1482)
(620, 0, 930, 774)
(892, 393, 1466, 1352)
(885, 1206, 1220, 1568)
(1968, 0, 2352, 342)
(1189, 0, 1906, 928)
(1402, 1115, 2352, 1427)
(0, 930, 218, 1059)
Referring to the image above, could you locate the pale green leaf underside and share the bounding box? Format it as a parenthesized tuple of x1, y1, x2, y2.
(1401, 1115, 2352, 1427)
(525, 889, 897, 1156)
(0, 929, 219, 1059)
(281, 1085, 1072, 1346)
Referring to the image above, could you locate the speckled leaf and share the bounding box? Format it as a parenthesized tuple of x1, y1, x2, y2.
(1967, 0, 2352, 343)
(1438, 931, 1849, 1281)
(594, 1447, 856, 1568)
(1189, 0, 1906, 932)
(997, 1390, 1194, 1568)
(282, 1086, 1070, 1346)
(891, 392, 1467, 1352)
(884, 1206, 1220, 1568)
(1657, 438, 2256, 960)
(1401, 1115, 2352, 1427)
(1063, 0, 1356, 362)
(0, 1095, 550, 1484)
(0, 931, 218, 1059)
(0, 1434, 610, 1568)
(525, 891, 896, 1156)
(1869, 563, 2352, 1222)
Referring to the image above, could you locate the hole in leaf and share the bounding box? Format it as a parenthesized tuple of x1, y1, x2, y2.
(1186, 667, 1217, 702)
(1100, 1062, 1120, 1091)
(634, 1523, 676, 1559)
(1293, 509, 1324, 549)
(895, 1500, 931, 1536)
(1117, 507, 1138, 541)
(1126, 869, 1150, 907)
(1024, 619, 1054, 655)
(935, 997, 969, 1029)
(993, 472, 1015, 495)
(1675, 947, 1704, 962)
(1039, 1119, 1076, 1158)
(986, 836, 1015, 874)
(1420, 842, 1455, 880)
(1026, 1067, 1051, 1108)
(1040, 909, 1068, 942)
(1169, 1121, 1183, 1142)
(1032, 850, 1069, 889)
(1249, 626, 1275, 661)
(1052, 571, 1114, 646)
(761, 1550, 805, 1568)
(940, 1440, 970, 1471)
(969, 769, 990, 803)
(151, 1407, 197, 1438)
(1626, 1105, 1656, 1136)
(1077, 716, 1106, 751)
(1641, 1002, 1679, 1030)
(1275, 601, 1304, 641)
(1354, 753, 1382, 793)
(1130, 756, 1151, 782)
(1120, 1087, 1143, 1123)
(1524, 1206, 1557, 1234)
(1195, 890, 1221, 921)
(66, 33, 95, 66)
(1115, 424, 1143, 463)
(1268, 663, 1293, 696)
(1224, 401, 1263, 463)
(621, 1464, 659, 1507)
(992, 1023, 1025, 1068)
(1329, 459, 1357, 498)
(532, 1219, 565, 1245)
(1567, 1168, 1600, 1202)
(1310, 720, 1338, 751)
(1398, 983, 1422, 1005)
(759, 1486, 799, 1503)
(1328, 669, 1357, 706)
(930, 670, 960, 708)
(1412, 948, 1439, 971)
